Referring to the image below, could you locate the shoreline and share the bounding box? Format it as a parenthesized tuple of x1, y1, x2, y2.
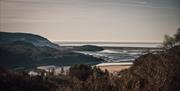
(96, 62, 133, 73)
(96, 62, 133, 67)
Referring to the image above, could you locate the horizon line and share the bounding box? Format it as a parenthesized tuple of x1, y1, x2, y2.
(54, 41, 162, 44)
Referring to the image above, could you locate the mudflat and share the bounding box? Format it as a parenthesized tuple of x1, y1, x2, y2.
(97, 63, 132, 73)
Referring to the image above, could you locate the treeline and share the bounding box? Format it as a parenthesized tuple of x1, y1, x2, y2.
(0, 64, 116, 91)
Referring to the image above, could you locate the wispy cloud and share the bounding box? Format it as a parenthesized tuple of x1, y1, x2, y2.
(0, 0, 179, 42)
(1, 0, 179, 9)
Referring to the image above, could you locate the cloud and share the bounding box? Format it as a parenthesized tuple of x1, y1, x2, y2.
(1, 0, 179, 9)
(0, 0, 179, 42)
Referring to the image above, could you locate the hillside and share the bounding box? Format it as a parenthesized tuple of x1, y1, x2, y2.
(0, 32, 59, 49)
(117, 45, 180, 91)
(0, 32, 104, 69)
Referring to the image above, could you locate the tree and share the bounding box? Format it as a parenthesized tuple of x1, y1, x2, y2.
(61, 67, 64, 74)
(163, 35, 176, 49)
(163, 28, 180, 49)
(69, 64, 93, 81)
(93, 66, 108, 78)
(175, 28, 180, 42)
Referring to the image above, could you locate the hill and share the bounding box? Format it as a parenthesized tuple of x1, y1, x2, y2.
(0, 32, 104, 69)
(0, 32, 59, 49)
(73, 45, 104, 51)
(117, 45, 180, 91)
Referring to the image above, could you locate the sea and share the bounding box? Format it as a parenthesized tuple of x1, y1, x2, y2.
(33, 42, 162, 74)
(57, 42, 162, 63)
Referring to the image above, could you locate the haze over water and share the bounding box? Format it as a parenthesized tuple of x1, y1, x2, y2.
(57, 42, 161, 48)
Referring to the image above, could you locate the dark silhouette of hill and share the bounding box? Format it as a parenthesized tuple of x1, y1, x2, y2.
(0, 32, 59, 49)
(72, 45, 104, 51)
(0, 32, 104, 69)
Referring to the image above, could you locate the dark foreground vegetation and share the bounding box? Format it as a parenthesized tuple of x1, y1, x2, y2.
(1, 45, 180, 91)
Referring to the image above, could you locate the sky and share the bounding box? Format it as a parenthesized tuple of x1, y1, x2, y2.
(0, 0, 180, 42)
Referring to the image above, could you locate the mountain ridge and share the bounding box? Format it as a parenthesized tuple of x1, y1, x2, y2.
(0, 32, 104, 69)
(0, 32, 60, 49)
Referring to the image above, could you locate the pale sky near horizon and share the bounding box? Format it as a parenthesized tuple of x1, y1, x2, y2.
(0, 0, 180, 42)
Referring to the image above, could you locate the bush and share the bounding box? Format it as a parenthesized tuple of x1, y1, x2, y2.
(69, 64, 93, 81)
(175, 28, 180, 42)
(118, 46, 180, 91)
(163, 28, 180, 49)
(163, 35, 176, 49)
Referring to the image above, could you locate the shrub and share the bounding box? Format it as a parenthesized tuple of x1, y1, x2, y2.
(163, 28, 180, 49)
(69, 64, 93, 81)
